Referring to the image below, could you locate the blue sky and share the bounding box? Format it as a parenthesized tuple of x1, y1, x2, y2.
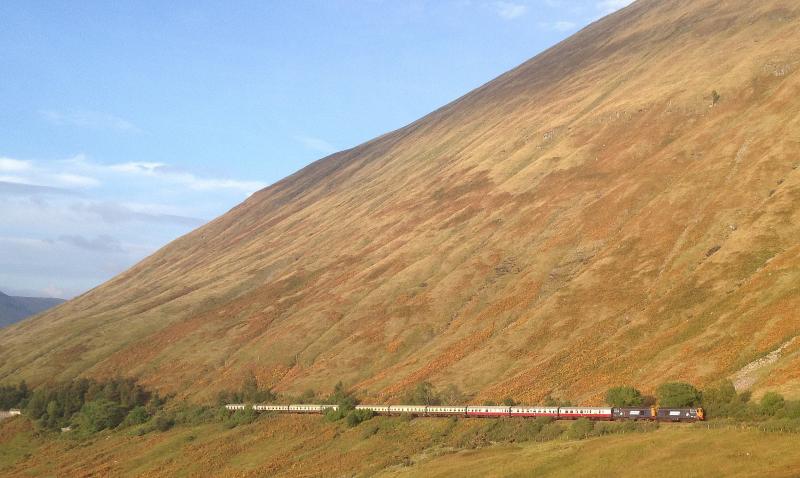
(0, 0, 632, 298)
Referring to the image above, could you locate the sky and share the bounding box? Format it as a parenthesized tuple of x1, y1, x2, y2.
(0, 0, 633, 299)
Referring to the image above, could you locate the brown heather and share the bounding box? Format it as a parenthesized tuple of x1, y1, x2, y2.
(1, 0, 799, 404)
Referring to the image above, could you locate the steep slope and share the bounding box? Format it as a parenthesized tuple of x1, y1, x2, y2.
(1, 0, 799, 403)
(0, 292, 64, 328)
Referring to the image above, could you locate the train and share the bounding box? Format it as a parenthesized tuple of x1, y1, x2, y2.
(225, 403, 704, 422)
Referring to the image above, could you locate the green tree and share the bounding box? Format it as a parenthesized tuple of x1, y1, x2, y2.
(656, 382, 701, 408)
(76, 399, 125, 432)
(122, 406, 150, 426)
(605, 386, 644, 407)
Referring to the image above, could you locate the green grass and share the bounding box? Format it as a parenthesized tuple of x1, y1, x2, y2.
(4, 414, 800, 477)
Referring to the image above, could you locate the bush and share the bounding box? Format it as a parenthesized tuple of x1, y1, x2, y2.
(656, 382, 700, 407)
(74, 399, 126, 432)
(149, 413, 176, 432)
(121, 406, 149, 427)
(345, 409, 374, 427)
(761, 392, 786, 416)
(566, 418, 594, 440)
(701, 380, 752, 418)
(605, 386, 644, 407)
(225, 408, 258, 428)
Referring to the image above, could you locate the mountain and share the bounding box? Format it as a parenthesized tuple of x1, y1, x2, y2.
(0, 0, 798, 403)
(0, 291, 65, 328)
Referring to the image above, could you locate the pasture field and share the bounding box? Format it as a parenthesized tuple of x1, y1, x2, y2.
(2, 414, 799, 477)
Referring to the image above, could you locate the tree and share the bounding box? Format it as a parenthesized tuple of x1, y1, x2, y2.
(241, 371, 259, 402)
(76, 399, 125, 432)
(439, 384, 465, 404)
(604, 386, 644, 407)
(656, 382, 701, 408)
(408, 382, 441, 405)
(760, 392, 785, 416)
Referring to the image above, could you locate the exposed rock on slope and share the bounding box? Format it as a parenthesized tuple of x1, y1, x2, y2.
(1, 0, 799, 402)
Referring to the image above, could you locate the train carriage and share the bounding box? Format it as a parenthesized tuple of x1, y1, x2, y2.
(355, 405, 390, 413)
(656, 408, 703, 422)
(253, 404, 289, 412)
(509, 406, 559, 418)
(612, 407, 655, 420)
(558, 407, 613, 420)
(289, 404, 325, 413)
(466, 406, 511, 418)
(224, 404, 247, 411)
(388, 405, 427, 415)
(426, 406, 467, 416)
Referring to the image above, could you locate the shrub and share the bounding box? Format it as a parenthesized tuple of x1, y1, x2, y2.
(567, 418, 595, 440)
(121, 406, 149, 427)
(74, 399, 126, 432)
(502, 397, 517, 406)
(656, 382, 701, 408)
(154, 414, 175, 432)
(605, 386, 644, 407)
(345, 409, 374, 427)
(761, 392, 786, 416)
(225, 408, 258, 427)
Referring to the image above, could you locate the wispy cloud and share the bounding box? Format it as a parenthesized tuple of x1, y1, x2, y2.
(57, 234, 124, 253)
(41, 110, 141, 133)
(70, 201, 206, 227)
(0, 180, 77, 197)
(294, 135, 338, 155)
(597, 0, 633, 15)
(541, 20, 576, 31)
(493, 1, 528, 20)
(105, 160, 265, 194)
(0, 157, 33, 172)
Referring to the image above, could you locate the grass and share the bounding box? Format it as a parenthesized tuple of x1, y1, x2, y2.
(3, 414, 800, 477)
(377, 427, 800, 478)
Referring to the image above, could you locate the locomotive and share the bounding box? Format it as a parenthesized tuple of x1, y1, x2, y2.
(225, 403, 704, 422)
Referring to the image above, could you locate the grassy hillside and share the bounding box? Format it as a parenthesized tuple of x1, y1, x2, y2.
(1, 0, 799, 406)
(2, 414, 800, 477)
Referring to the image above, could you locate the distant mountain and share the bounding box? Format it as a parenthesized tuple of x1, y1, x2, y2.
(0, 291, 65, 328)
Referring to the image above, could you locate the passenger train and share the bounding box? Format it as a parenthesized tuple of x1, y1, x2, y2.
(225, 403, 704, 422)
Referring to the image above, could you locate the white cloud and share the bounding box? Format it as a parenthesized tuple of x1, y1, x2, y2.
(0, 152, 269, 298)
(494, 1, 528, 20)
(597, 0, 634, 15)
(0, 175, 31, 184)
(105, 160, 265, 194)
(0, 157, 32, 172)
(108, 162, 166, 174)
(41, 109, 141, 133)
(294, 135, 338, 155)
(552, 20, 576, 31)
(52, 173, 101, 188)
